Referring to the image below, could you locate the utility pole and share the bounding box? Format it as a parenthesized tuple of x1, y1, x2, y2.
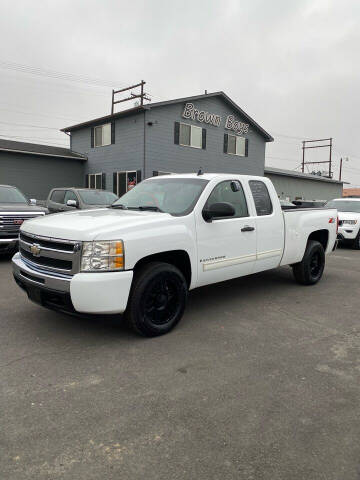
(339, 157, 343, 181)
(302, 141, 305, 173)
(301, 138, 333, 178)
(111, 80, 150, 115)
(339, 157, 348, 181)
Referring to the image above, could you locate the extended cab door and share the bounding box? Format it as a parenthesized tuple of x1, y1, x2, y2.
(195, 179, 257, 287)
(248, 179, 284, 273)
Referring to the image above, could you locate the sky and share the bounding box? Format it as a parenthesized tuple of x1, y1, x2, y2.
(0, 0, 359, 185)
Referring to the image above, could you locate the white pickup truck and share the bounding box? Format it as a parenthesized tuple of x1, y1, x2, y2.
(12, 173, 338, 336)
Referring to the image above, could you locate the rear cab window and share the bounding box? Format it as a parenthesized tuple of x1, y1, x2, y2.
(249, 180, 273, 216)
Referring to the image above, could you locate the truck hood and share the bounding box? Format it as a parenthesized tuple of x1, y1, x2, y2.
(337, 211, 360, 221)
(20, 208, 172, 241)
(0, 203, 48, 213)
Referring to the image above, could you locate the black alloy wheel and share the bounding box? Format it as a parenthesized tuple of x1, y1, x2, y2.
(143, 275, 181, 326)
(292, 240, 325, 285)
(353, 232, 360, 250)
(126, 262, 188, 336)
(309, 251, 322, 277)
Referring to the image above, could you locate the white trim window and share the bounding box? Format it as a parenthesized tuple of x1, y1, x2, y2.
(179, 122, 203, 149)
(88, 173, 103, 189)
(114, 170, 141, 197)
(225, 134, 247, 157)
(94, 123, 111, 147)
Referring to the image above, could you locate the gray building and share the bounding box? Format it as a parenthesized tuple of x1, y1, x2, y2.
(0, 139, 86, 200)
(264, 166, 343, 201)
(2, 91, 342, 203)
(62, 91, 273, 196)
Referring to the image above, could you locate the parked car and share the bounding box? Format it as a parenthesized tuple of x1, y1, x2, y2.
(0, 185, 47, 255)
(325, 197, 360, 249)
(13, 173, 338, 336)
(46, 188, 118, 213)
(292, 200, 326, 208)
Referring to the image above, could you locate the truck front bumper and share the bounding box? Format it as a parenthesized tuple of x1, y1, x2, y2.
(337, 226, 358, 241)
(0, 237, 18, 254)
(12, 253, 133, 315)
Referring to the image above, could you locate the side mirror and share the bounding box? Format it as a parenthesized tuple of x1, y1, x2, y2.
(29, 198, 37, 205)
(66, 199, 78, 208)
(203, 202, 235, 222)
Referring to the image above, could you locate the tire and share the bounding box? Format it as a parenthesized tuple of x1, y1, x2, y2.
(352, 231, 360, 250)
(292, 240, 325, 285)
(125, 262, 188, 337)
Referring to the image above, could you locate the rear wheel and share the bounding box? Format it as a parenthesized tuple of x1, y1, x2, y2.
(292, 240, 325, 285)
(125, 262, 188, 337)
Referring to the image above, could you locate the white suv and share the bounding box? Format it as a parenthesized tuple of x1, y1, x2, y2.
(325, 198, 360, 249)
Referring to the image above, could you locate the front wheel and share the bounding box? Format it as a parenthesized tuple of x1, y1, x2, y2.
(292, 240, 325, 285)
(352, 231, 360, 250)
(125, 262, 188, 337)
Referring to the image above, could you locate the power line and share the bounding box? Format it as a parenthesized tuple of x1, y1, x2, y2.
(0, 60, 126, 88)
(266, 155, 300, 161)
(0, 120, 60, 131)
(0, 60, 156, 99)
(0, 102, 80, 121)
(0, 133, 68, 146)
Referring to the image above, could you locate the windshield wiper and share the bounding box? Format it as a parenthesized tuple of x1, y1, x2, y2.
(137, 205, 163, 212)
(110, 203, 128, 209)
(125, 205, 163, 212)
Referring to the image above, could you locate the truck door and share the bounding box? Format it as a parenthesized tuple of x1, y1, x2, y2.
(196, 179, 257, 287)
(248, 179, 284, 273)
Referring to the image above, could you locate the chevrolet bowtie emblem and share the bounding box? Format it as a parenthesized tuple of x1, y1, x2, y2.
(30, 243, 41, 257)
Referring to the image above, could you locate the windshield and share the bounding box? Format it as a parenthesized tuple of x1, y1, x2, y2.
(78, 190, 118, 205)
(325, 200, 360, 213)
(112, 177, 209, 216)
(0, 186, 27, 203)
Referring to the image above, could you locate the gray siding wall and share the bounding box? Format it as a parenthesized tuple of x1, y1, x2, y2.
(145, 97, 266, 178)
(71, 112, 144, 192)
(265, 173, 343, 201)
(70, 97, 268, 192)
(0, 152, 85, 200)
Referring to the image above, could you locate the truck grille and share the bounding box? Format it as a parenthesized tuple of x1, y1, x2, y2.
(19, 231, 81, 276)
(0, 213, 44, 235)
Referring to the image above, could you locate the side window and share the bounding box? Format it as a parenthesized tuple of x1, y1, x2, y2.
(205, 180, 248, 218)
(50, 190, 65, 204)
(64, 190, 78, 203)
(174, 122, 206, 149)
(249, 180, 273, 216)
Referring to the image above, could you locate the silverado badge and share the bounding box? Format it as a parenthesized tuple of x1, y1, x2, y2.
(30, 244, 41, 257)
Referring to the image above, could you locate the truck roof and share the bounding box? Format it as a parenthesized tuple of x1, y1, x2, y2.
(150, 173, 264, 181)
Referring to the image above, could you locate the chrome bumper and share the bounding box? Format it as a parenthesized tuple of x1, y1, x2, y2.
(12, 252, 70, 292)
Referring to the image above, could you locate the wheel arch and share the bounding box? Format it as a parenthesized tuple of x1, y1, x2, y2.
(132, 250, 192, 288)
(307, 229, 329, 251)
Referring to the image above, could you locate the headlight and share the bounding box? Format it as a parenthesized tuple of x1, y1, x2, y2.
(81, 240, 124, 272)
(343, 220, 357, 225)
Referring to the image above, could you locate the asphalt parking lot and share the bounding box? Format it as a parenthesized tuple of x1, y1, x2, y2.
(1, 248, 360, 480)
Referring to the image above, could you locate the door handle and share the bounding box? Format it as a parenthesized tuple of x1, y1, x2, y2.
(241, 226, 255, 232)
